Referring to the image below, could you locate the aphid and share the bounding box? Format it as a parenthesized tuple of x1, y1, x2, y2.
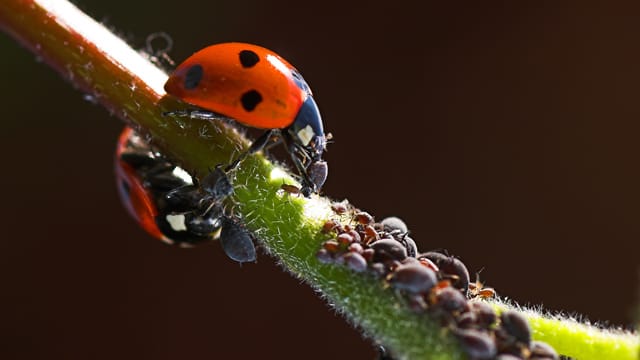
(315, 248, 333, 264)
(306, 161, 328, 195)
(330, 202, 348, 215)
(397, 234, 417, 258)
(361, 248, 375, 262)
(470, 301, 497, 329)
(219, 216, 257, 264)
(336, 233, 354, 246)
(348, 242, 364, 254)
(380, 216, 408, 234)
(346, 229, 362, 243)
(321, 219, 341, 234)
(500, 310, 532, 346)
(342, 252, 368, 272)
(469, 275, 496, 299)
(354, 211, 374, 225)
(433, 287, 468, 314)
(322, 240, 340, 253)
(419, 251, 470, 293)
(456, 311, 477, 329)
(279, 183, 302, 196)
(370, 239, 408, 262)
(363, 225, 380, 243)
(387, 263, 437, 294)
(452, 328, 497, 360)
(529, 341, 559, 360)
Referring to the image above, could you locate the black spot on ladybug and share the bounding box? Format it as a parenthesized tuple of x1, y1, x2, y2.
(240, 90, 263, 112)
(184, 64, 203, 89)
(239, 50, 260, 68)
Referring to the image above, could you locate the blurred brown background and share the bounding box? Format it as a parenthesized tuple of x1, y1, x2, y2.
(1, 1, 639, 359)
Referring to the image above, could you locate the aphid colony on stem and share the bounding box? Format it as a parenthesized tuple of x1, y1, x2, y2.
(317, 204, 559, 360)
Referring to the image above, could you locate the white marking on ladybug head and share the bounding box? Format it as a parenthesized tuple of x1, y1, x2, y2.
(297, 125, 315, 146)
(166, 214, 187, 232)
(172, 167, 193, 184)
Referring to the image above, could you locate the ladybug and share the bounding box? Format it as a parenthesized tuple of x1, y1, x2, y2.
(115, 126, 256, 263)
(163, 42, 328, 197)
(115, 126, 222, 246)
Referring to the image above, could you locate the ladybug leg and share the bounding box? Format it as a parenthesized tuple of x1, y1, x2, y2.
(286, 141, 317, 197)
(261, 134, 283, 158)
(224, 129, 279, 172)
(162, 109, 233, 121)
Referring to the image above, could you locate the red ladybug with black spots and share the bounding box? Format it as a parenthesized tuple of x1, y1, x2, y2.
(164, 43, 328, 197)
(115, 127, 257, 263)
(114, 126, 221, 246)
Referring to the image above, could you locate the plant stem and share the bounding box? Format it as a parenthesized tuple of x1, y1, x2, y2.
(492, 300, 639, 360)
(0, 1, 636, 359)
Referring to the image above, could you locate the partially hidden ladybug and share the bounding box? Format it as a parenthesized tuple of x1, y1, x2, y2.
(115, 126, 256, 263)
(163, 42, 328, 197)
(115, 126, 221, 245)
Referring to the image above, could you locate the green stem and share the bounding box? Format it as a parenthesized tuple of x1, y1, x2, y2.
(0, 1, 636, 359)
(492, 300, 639, 360)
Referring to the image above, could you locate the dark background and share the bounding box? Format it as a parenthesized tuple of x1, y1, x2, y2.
(1, 1, 639, 359)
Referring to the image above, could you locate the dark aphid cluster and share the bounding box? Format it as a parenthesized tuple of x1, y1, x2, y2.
(317, 202, 559, 360)
(115, 127, 256, 264)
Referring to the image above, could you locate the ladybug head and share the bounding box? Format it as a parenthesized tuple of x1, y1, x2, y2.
(287, 96, 328, 195)
(288, 96, 325, 159)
